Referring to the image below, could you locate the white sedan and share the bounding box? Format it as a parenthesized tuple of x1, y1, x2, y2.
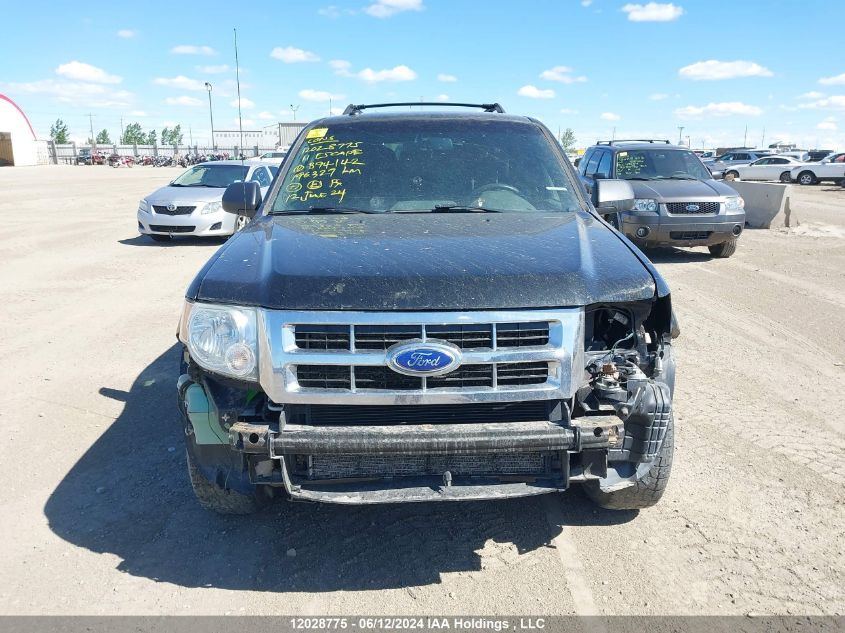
(727, 156, 807, 183)
(137, 161, 274, 241)
(789, 152, 845, 185)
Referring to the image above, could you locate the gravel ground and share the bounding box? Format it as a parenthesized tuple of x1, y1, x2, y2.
(0, 166, 842, 615)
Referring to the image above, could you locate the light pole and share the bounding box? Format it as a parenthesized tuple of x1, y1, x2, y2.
(290, 104, 299, 121)
(205, 82, 215, 149)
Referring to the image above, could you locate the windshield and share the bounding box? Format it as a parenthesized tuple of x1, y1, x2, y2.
(615, 149, 712, 181)
(271, 118, 582, 213)
(170, 164, 249, 188)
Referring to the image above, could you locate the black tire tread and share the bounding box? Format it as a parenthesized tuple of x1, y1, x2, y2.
(584, 414, 674, 510)
(186, 449, 261, 515)
(709, 239, 737, 258)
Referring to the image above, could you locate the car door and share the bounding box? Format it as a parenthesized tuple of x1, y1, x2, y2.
(765, 157, 793, 180)
(741, 157, 770, 179)
(818, 153, 845, 178)
(579, 148, 602, 195)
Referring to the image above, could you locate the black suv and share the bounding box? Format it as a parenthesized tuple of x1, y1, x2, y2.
(579, 140, 746, 257)
(177, 103, 678, 514)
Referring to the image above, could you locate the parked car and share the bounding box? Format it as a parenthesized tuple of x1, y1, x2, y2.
(727, 156, 807, 182)
(75, 148, 106, 165)
(579, 140, 745, 257)
(176, 102, 680, 514)
(806, 149, 834, 162)
(136, 161, 274, 241)
(704, 150, 773, 174)
(789, 152, 845, 185)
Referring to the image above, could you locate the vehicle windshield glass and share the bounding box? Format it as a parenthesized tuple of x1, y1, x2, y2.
(271, 118, 582, 213)
(170, 164, 249, 187)
(615, 149, 712, 180)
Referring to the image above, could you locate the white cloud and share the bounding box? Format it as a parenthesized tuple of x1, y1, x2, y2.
(270, 46, 320, 63)
(817, 117, 837, 131)
(258, 111, 276, 120)
(539, 66, 587, 84)
(154, 75, 205, 91)
(358, 65, 417, 82)
(437, 73, 457, 82)
(679, 59, 773, 81)
(436, 94, 449, 101)
(600, 112, 621, 121)
(164, 96, 203, 106)
(330, 107, 344, 115)
(330, 59, 353, 76)
(3, 79, 132, 107)
(674, 101, 763, 118)
(799, 91, 825, 100)
(797, 95, 845, 110)
(197, 64, 230, 74)
(819, 73, 845, 86)
(581, 0, 593, 5)
(117, 29, 135, 38)
(649, 93, 669, 100)
(517, 85, 555, 99)
(230, 97, 255, 109)
(128, 110, 147, 117)
(299, 89, 345, 102)
(55, 61, 122, 84)
(364, 0, 423, 18)
(559, 108, 579, 114)
(171, 45, 216, 56)
(622, 2, 684, 21)
(237, 119, 256, 127)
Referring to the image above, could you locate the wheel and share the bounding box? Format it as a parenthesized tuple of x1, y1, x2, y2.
(234, 215, 250, 232)
(724, 171, 739, 181)
(584, 414, 674, 510)
(797, 171, 817, 185)
(186, 448, 263, 515)
(150, 234, 171, 242)
(779, 171, 791, 183)
(708, 239, 737, 258)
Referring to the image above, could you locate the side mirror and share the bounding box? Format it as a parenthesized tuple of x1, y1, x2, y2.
(222, 181, 262, 218)
(573, 157, 582, 168)
(593, 172, 608, 180)
(594, 178, 634, 212)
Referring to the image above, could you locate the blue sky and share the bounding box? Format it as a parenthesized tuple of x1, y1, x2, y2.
(3, 0, 845, 149)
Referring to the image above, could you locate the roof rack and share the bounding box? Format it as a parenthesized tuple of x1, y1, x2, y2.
(595, 139, 671, 145)
(342, 102, 505, 115)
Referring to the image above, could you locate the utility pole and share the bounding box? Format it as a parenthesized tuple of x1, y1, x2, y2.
(612, 126, 616, 141)
(189, 125, 193, 147)
(88, 113, 95, 148)
(204, 82, 215, 148)
(761, 127, 766, 148)
(329, 97, 332, 115)
(743, 125, 748, 147)
(290, 104, 299, 121)
(677, 126, 684, 144)
(120, 117, 124, 144)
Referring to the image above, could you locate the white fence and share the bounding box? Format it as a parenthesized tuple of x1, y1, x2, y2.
(45, 142, 289, 165)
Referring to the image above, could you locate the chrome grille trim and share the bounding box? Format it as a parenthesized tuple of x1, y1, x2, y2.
(257, 309, 584, 405)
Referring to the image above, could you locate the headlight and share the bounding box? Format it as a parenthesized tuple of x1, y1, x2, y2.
(180, 302, 258, 379)
(725, 196, 744, 211)
(201, 201, 223, 215)
(138, 199, 148, 213)
(633, 199, 658, 212)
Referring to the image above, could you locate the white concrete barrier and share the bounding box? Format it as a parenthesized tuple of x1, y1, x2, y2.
(726, 181, 795, 228)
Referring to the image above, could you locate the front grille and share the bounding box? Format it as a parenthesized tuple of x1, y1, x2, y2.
(293, 322, 549, 351)
(149, 224, 195, 233)
(296, 362, 550, 391)
(152, 205, 195, 215)
(665, 201, 719, 215)
(298, 452, 549, 480)
(670, 231, 713, 240)
(286, 401, 553, 426)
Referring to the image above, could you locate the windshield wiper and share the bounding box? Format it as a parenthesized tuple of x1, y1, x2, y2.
(656, 175, 697, 180)
(430, 205, 502, 213)
(273, 206, 381, 215)
(624, 177, 656, 181)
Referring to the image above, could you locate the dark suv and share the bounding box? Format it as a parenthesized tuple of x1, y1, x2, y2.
(177, 104, 679, 514)
(579, 140, 745, 258)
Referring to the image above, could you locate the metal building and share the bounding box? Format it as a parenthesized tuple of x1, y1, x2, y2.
(0, 94, 38, 166)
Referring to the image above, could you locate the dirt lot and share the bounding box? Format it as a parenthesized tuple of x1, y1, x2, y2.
(0, 166, 842, 616)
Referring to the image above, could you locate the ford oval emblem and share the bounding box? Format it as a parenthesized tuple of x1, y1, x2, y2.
(685, 203, 700, 212)
(386, 340, 462, 377)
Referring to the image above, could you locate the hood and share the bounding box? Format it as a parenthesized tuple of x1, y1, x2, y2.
(145, 185, 224, 205)
(629, 178, 737, 200)
(190, 212, 657, 311)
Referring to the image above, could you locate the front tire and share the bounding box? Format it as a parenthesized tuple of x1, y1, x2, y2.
(708, 239, 737, 258)
(779, 171, 791, 183)
(724, 171, 739, 181)
(186, 448, 263, 515)
(797, 171, 817, 185)
(584, 413, 674, 510)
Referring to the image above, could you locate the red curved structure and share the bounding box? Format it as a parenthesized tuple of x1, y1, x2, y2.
(0, 94, 37, 140)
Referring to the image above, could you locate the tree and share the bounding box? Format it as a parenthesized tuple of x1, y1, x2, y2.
(95, 129, 111, 144)
(146, 129, 157, 145)
(161, 124, 184, 146)
(121, 122, 146, 145)
(50, 119, 69, 144)
(559, 128, 577, 151)
(161, 126, 170, 145)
